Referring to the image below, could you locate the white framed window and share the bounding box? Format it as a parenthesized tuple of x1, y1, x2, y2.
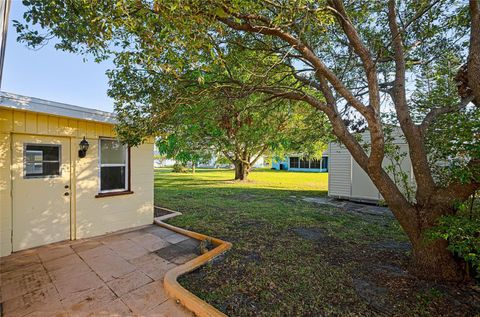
(99, 138, 129, 193)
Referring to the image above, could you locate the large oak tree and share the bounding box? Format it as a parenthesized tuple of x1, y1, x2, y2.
(153, 93, 329, 180)
(110, 48, 331, 180)
(16, 0, 480, 281)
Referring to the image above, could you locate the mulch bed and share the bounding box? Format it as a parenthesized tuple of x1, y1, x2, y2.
(154, 206, 174, 218)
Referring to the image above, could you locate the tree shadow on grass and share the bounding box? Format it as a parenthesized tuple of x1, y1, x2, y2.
(154, 169, 479, 316)
(168, 189, 479, 317)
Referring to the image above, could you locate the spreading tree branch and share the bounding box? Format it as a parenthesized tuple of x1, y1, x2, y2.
(420, 95, 475, 133)
(388, 0, 436, 203)
(327, 0, 381, 112)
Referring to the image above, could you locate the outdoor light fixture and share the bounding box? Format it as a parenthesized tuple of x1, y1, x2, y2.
(78, 137, 89, 158)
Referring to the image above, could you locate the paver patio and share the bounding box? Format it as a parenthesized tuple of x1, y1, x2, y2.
(0, 224, 199, 316)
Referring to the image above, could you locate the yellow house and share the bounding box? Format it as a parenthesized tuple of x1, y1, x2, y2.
(0, 92, 154, 257)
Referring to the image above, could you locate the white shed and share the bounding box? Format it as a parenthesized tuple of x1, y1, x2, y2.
(328, 131, 415, 203)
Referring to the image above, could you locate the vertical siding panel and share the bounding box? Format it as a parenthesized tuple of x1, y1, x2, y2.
(37, 114, 48, 135)
(58, 118, 69, 136)
(95, 123, 103, 137)
(0, 132, 12, 256)
(13, 111, 26, 133)
(78, 121, 87, 138)
(328, 143, 352, 198)
(0, 109, 13, 132)
(86, 122, 96, 138)
(48, 116, 59, 135)
(25, 112, 37, 133)
(68, 119, 78, 137)
(110, 125, 117, 137)
(102, 124, 112, 137)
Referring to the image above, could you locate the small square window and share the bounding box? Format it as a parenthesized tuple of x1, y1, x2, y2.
(25, 145, 61, 177)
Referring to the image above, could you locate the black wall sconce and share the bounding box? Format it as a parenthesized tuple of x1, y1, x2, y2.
(78, 137, 89, 158)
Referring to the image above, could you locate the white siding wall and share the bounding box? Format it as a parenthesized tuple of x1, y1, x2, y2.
(381, 143, 416, 201)
(328, 130, 415, 203)
(351, 158, 381, 201)
(328, 142, 351, 198)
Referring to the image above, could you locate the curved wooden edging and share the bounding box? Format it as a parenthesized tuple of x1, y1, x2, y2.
(153, 216, 232, 317)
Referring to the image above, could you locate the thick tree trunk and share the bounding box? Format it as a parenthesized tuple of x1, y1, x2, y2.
(409, 235, 464, 281)
(387, 202, 466, 281)
(234, 161, 250, 180)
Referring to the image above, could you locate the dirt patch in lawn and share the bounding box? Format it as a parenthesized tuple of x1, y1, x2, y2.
(292, 227, 479, 316)
(292, 227, 329, 241)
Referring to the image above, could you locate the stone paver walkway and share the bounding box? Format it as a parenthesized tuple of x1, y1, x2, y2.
(0, 225, 199, 316)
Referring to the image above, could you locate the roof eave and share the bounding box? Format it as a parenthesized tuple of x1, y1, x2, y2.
(0, 91, 116, 124)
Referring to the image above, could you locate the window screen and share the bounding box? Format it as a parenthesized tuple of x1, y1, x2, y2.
(100, 139, 128, 192)
(310, 159, 321, 169)
(300, 158, 309, 169)
(25, 145, 60, 177)
(289, 157, 299, 168)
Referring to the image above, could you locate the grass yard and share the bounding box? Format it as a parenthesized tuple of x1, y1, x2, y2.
(155, 168, 479, 316)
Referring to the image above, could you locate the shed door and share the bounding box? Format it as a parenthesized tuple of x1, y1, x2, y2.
(11, 134, 71, 251)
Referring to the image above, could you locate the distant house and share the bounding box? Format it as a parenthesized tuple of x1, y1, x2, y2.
(0, 92, 154, 257)
(272, 153, 328, 172)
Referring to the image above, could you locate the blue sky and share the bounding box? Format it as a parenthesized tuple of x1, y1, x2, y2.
(2, 1, 115, 112)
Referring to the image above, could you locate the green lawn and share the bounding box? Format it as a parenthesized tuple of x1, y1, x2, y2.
(155, 167, 329, 191)
(154, 168, 474, 316)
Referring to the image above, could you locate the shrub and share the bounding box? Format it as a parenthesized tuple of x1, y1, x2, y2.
(428, 196, 480, 279)
(172, 163, 188, 173)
